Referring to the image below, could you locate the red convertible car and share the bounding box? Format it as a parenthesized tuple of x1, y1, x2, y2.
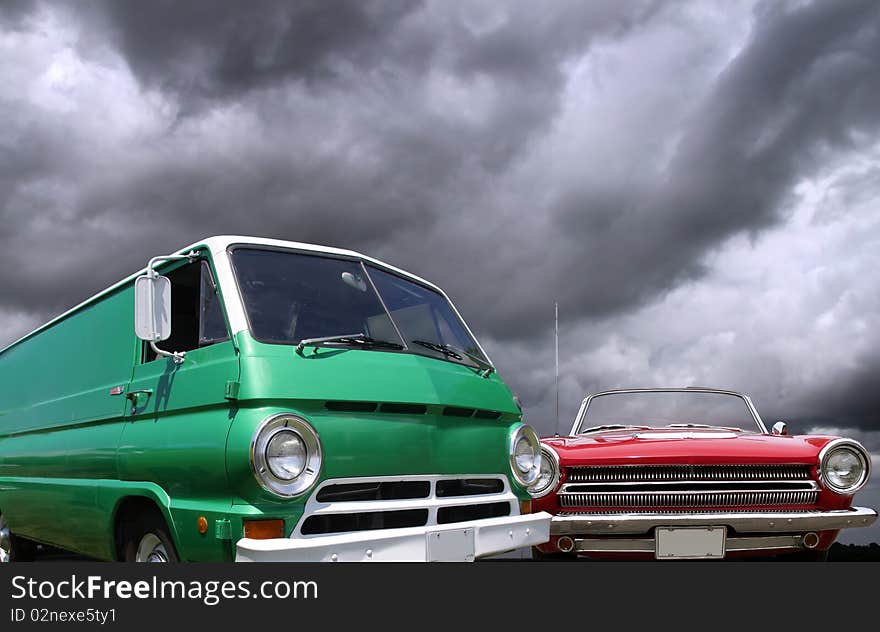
(530, 388, 877, 560)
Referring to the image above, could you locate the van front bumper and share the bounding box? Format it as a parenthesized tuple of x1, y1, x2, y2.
(235, 512, 551, 562)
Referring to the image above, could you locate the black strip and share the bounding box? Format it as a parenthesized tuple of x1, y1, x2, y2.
(379, 403, 427, 415)
(316, 481, 431, 502)
(325, 401, 378, 413)
(436, 502, 511, 524)
(473, 410, 502, 419)
(436, 479, 505, 497)
(300, 509, 429, 535)
(443, 406, 475, 418)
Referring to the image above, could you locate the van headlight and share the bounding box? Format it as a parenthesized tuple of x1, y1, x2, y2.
(251, 413, 322, 497)
(819, 439, 870, 495)
(509, 424, 541, 486)
(528, 446, 560, 498)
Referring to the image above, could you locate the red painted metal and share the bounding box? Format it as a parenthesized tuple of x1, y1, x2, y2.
(543, 428, 835, 465)
(533, 427, 856, 558)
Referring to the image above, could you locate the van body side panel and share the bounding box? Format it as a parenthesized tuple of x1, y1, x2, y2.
(0, 286, 135, 557)
(118, 340, 240, 561)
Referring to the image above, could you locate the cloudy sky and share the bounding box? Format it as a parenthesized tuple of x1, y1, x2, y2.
(2, 0, 879, 543)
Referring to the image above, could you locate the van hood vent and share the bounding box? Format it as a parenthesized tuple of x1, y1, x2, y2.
(323, 401, 502, 420)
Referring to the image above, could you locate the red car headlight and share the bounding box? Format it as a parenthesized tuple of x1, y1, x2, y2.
(528, 446, 560, 498)
(819, 439, 871, 495)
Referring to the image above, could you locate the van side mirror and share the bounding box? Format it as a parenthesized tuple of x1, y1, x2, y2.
(771, 421, 788, 435)
(134, 274, 172, 342)
(133, 250, 199, 364)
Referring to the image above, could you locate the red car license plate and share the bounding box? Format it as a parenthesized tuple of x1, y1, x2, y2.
(655, 526, 726, 559)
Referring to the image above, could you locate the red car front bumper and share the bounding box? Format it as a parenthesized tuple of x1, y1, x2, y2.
(542, 506, 877, 557)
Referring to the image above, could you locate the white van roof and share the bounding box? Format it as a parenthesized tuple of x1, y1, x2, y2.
(0, 235, 447, 355)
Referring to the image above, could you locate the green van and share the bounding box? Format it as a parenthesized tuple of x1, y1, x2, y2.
(0, 236, 549, 562)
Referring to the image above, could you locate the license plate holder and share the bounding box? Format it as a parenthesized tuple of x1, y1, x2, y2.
(426, 528, 475, 562)
(655, 526, 726, 559)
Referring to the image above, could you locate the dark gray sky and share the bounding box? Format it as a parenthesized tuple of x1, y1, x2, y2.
(2, 1, 878, 542)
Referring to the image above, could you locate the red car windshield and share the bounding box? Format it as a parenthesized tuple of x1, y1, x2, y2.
(577, 391, 762, 433)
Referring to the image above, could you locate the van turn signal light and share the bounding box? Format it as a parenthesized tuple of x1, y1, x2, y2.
(243, 519, 285, 540)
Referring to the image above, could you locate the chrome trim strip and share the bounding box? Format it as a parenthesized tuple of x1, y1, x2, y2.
(558, 489, 819, 508)
(559, 480, 818, 491)
(564, 464, 813, 483)
(360, 261, 409, 350)
(570, 534, 805, 554)
(550, 506, 878, 535)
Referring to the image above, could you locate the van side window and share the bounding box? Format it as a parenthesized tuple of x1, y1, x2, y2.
(199, 261, 229, 346)
(144, 260, 229, 362)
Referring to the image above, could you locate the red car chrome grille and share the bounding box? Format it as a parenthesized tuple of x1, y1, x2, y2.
(557, 509, 825, 516)
(565, 464, 812, 483)
(559, 465, 819, 510)
(558, 490, 819, 508)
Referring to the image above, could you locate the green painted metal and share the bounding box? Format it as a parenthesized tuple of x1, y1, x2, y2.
(214, 519, 232, 541)
(0, 246, 525, 561)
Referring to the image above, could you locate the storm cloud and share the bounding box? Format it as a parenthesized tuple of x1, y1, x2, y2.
(2, 0, 880, 540)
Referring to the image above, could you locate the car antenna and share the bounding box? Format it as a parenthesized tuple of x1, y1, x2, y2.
(555, 301, 560, 437)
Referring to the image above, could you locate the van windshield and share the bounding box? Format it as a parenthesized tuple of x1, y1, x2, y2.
(230, 248, 489, 367)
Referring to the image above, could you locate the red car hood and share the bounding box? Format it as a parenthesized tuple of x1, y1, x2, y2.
(542, 428, 836, 466)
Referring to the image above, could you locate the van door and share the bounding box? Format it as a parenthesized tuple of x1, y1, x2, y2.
(119, 257, 240, 510)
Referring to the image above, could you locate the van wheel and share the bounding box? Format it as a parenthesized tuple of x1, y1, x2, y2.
(0, 511, 36, 563)
(122, 514, 179, 563)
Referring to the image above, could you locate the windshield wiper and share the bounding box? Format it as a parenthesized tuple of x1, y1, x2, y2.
(412, 339, 462, 359)
(411, 340, 495, 377)
(579, 424, 652, 434)
(296, 333, 404, 355)
(665, 424, 713, 429)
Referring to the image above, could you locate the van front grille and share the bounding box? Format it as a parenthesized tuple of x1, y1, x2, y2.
(295, 475, 516, 537)
(300, 509, 429, 535)
(437, 502, 510, 524)
(435, 478, 504, 497)
(316, 481, 431, 503)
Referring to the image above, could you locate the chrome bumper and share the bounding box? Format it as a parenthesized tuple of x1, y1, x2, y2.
(568, 534, 811, 555)
(236, 512, 551, 562)
(551, 506, 878, 536)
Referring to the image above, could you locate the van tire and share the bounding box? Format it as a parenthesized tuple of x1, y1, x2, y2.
(122, 512, 180, 563)
(0, 511, 37, 562)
